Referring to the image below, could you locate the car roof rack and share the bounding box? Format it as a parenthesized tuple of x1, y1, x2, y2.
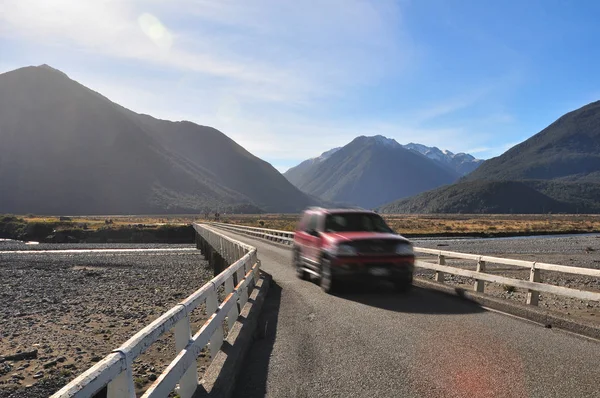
(307, 205, 373, 212)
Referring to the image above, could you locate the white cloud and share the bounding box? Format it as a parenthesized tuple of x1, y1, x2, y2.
(0, 0, 410, 104)
(465, 147, 493, 155)
(0, 0, 516, 172)
(465, 141, 522, 160)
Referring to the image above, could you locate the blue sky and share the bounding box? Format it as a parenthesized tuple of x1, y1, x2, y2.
(2, 0, 600, 172)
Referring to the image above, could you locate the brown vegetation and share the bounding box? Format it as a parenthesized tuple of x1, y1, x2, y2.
(7, 213, 600, 239)
(218, 213, 600, 236)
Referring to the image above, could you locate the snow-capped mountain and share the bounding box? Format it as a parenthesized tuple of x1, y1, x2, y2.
(283, 135, 460, 208)
(403, 143, 483, 176)
(283, 135, 484, 208)
(371, 135, 402, 148)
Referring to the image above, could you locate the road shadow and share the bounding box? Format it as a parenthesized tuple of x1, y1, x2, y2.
(334, 280, 486, 315)
(231, 279, 282, 398)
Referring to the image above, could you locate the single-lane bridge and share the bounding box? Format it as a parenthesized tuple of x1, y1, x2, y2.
(49, 223, 600, 398)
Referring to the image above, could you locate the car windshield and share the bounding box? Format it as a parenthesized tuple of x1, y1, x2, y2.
(324, 213, 394, 233)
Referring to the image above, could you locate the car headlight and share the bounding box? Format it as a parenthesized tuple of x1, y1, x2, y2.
(395, 244, 414, 255)
(336, 244, 358, 256)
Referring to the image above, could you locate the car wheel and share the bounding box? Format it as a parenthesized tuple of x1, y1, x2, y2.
(320, 257, 335, 293)
(293, 249, 309, 280)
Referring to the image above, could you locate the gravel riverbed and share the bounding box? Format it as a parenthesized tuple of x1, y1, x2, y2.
(0, 242, 213, 398)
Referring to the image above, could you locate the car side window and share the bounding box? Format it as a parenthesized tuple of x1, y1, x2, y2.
(297, 212, 308, 231)
(305, 214, 318, 232)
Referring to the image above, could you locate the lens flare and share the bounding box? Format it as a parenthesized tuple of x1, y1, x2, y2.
(138, 12, 172, 50)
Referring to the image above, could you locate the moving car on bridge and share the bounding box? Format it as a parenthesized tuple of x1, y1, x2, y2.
(292, 207, 414, 293)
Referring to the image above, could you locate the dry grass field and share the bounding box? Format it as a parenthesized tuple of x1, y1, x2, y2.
(10, 213, 600, 237)
(21, 214, 199, 231)
(216, 213, 600, 236)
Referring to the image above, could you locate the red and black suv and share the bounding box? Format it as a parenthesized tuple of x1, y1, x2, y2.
(292, 207, 414, 293)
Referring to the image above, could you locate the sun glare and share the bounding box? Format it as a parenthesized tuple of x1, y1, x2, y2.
(137, 12, 172, 50)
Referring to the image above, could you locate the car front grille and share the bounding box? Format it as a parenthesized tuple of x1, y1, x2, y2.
(348, 239, 399, 255)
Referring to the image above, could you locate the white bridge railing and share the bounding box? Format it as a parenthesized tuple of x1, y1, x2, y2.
(51, 224, 260, 398)
(210, 222, 294, 245)
(414, 248, 600, 305)
(208, 222, 600, 305)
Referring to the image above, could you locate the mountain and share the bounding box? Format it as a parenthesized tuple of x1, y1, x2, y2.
(403, 143, 483, 175)
(379, 100, 600, 214)
(378, 179, 600, 214)
(285, 140, 481, 193)
(283, 147, 341, 187)
(283, 135, 459, 209)
(0, 65, 319, 215)
(464, 101, 600, 182)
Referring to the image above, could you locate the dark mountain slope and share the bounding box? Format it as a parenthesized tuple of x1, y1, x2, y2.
(378, 179, 600, 214)
(466, 101, 600, 182)
(132, 116, 317, 212)
(0, 65, 315, 214)
(378, 180, 575, 214)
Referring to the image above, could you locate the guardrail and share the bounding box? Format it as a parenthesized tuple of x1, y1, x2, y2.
(51, 224, 260, 398)
(210, 222, 294, 245)
(208, 222, 600, 305)
(413, 248, 600, 304)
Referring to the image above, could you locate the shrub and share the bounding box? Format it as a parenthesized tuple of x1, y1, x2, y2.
(503, 285, 516, 293)
(134, 377, 145, 388)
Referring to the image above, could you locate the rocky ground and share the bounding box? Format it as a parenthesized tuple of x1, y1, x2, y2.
(412, 234, 600, 323)
(0, 241, 214, 398)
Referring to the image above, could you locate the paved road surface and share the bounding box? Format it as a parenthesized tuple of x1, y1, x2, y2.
(221, 229, 600, 398)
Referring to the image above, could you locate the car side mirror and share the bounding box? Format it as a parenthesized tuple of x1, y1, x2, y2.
(307, 229, 320, 237)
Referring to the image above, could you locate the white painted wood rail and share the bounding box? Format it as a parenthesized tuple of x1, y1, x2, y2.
(208, 223, 600, 305)
(210, 222, 294, 244)
(413, 248, 600, 304)
(50, 224, 259, 398)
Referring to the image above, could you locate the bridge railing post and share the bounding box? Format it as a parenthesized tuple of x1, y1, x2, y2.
(106, 356, 135, 398)
(254, 259, 261, 284)
(224, 272, 238, 331)
(435, 255, 445, 282)
(222, 239, 229, 264)
(174, 308, 198, 398)
(206, 288, 223, 359)
(237, 265, 248, 309)
(474, 258, 486, 293)
(225, 240, 232, 265)
(527, 263, 541, 306)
